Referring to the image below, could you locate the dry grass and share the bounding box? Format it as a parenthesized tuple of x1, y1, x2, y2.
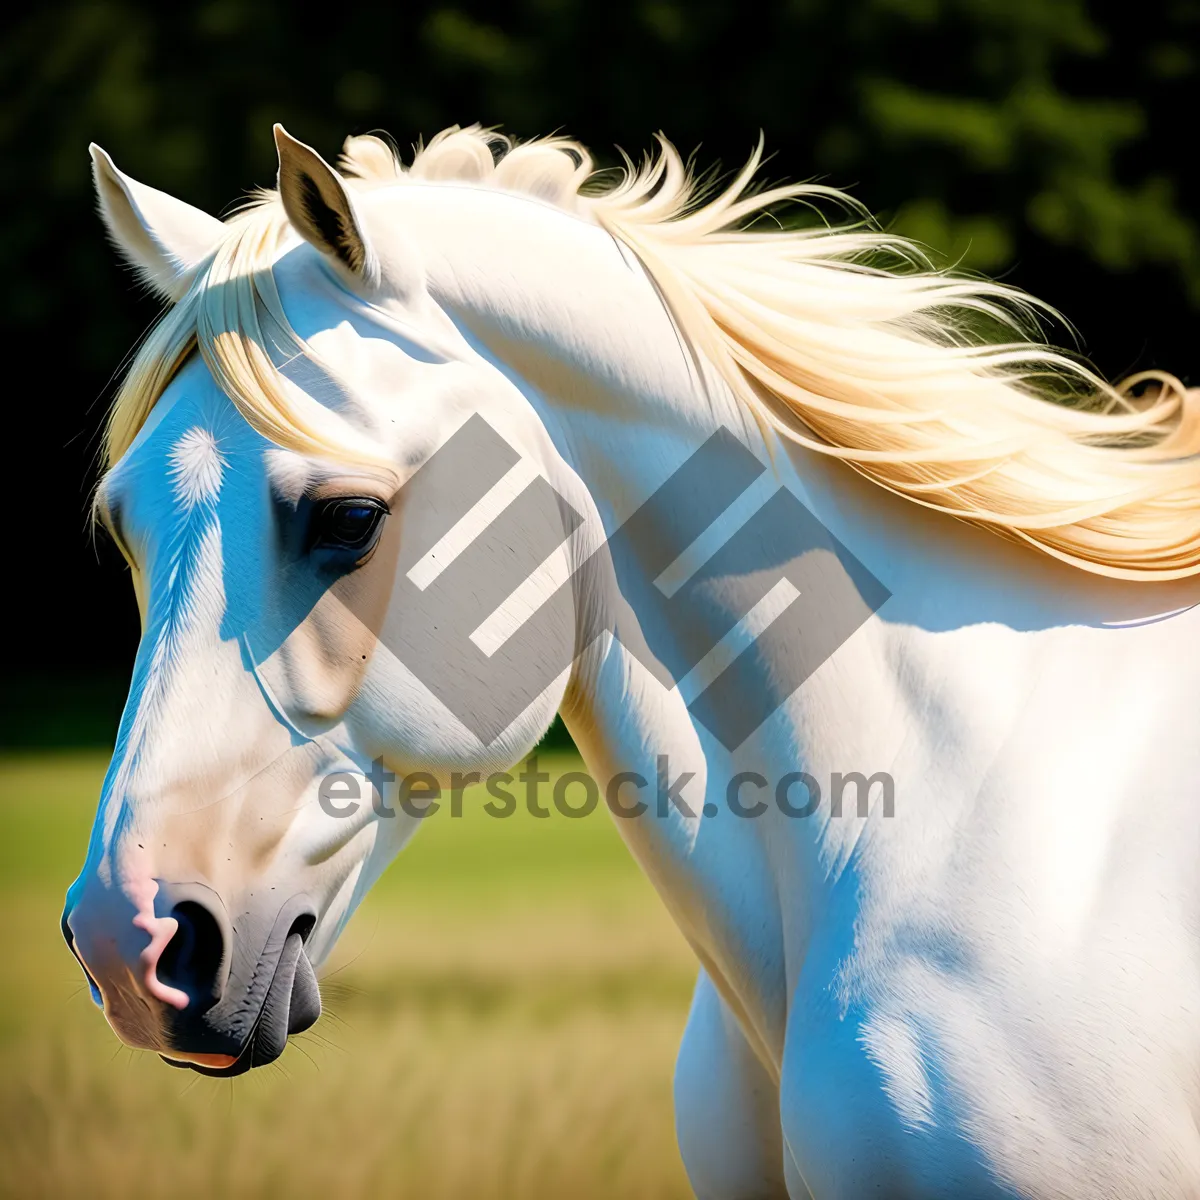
(0, 751, 697, 1199)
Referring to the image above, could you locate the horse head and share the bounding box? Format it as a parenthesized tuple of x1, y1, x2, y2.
(63, 128, 584, 1074)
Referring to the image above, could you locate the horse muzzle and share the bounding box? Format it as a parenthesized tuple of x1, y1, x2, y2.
(63, 881, 321, 1076)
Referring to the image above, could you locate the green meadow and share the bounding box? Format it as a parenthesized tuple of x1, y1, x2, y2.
(0, 751, 696, 1199)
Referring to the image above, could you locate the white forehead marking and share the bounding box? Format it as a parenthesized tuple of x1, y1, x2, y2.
(169, 427, 225, 510)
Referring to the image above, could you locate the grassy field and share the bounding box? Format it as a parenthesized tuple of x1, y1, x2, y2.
(0, 752, 697, 1199)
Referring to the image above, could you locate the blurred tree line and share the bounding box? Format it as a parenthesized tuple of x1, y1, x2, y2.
(1, 0, 1197, 698)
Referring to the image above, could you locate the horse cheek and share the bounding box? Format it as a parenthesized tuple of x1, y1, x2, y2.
(279, 533, 400, 722)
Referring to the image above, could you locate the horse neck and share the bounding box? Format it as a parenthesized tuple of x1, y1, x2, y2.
(407, 184, 1199, 875)
(406, 194, 890, 876)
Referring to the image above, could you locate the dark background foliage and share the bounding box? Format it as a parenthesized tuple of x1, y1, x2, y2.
(2, 0, 1197, 740)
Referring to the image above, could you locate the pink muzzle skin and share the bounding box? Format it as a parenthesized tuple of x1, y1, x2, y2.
(132, 910, 190, 1011)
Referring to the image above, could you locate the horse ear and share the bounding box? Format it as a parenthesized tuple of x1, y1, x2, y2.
(89, 144, 225, 302)
(273, 124, 379, 286)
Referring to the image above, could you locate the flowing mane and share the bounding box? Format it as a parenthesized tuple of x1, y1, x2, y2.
(105, 125, 1200, 580)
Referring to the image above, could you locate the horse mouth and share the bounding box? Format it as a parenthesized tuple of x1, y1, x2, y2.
(159, 927, 321, 1077)
(160, 1050, 242, 1074)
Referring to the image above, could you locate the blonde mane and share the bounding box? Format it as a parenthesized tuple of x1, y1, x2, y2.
(106, 125, 1200, 580)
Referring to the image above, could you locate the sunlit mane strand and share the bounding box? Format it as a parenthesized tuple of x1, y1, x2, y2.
(106, 124, 1200, 580)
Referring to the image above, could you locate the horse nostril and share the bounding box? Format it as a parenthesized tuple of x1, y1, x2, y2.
(157, 900, 226, 1009)
(287, 912, 315, 943)
(284, 911, 320, 1035)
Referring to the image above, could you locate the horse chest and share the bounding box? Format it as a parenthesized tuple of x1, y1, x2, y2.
(775, 819, 1200, 1199)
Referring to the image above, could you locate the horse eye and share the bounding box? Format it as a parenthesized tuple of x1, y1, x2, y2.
(312, 498, 386, 552)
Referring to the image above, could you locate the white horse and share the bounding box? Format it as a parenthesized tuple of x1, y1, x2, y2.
(65, 123, 1200, 1198)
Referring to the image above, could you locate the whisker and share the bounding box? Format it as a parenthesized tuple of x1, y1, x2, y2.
(288, 1039, 319, 1071)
